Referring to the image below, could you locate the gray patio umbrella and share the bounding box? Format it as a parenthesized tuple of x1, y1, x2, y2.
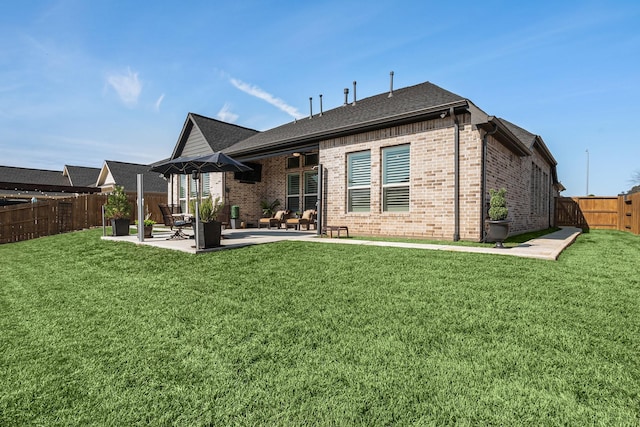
(149, 152, 252, 177)
(149, 152, 252, 248)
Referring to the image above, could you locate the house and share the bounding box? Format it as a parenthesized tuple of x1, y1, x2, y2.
(63, 165, 101, 187)
(0, 165, 100, 206)
(165, 78, 561, 241)
(96, 160, 168, 194)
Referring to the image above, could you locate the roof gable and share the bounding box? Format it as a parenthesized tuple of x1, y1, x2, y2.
(63, 165, 100, 187)
(171, 113, 259, 158)
(98, 160, 168, 193)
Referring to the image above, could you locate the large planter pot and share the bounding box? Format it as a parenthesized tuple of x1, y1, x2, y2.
(485, 220, 510, 248)
(143, 225, 153, 238)
(197, 221, 222, 249)
(111, 218, 131, 236)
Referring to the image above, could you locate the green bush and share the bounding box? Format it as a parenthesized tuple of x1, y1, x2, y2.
(488, 188, 508, 221)
(104, 185, 131, 219)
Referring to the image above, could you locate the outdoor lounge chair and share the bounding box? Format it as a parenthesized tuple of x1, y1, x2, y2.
(158, 203, 192, 239)
(285, 209, 316, 230)
(258, 210, 288, 229)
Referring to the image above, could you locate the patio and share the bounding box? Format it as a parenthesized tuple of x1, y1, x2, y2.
(101, 226, 318, 254)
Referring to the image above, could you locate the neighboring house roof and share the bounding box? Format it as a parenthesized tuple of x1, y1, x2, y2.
(0, 165, 100, 199)
(63, 165, 100, 187)
(97, 160, 167, 193)
(0, 165, 71, 187)
(225, 81, 467, 157)
(171, 113, 259, 159)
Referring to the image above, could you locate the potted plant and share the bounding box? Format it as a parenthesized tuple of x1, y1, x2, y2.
(105, 185, 132, 236)
(485, 188, 510, 248)
(135, 212, 156, 238)
(191, 195, 224, 249)
(260, 198, 281, 218)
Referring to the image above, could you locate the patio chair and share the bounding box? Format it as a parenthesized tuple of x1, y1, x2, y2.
(258, 210, 288, 229)
(158, 203, 192, 239)
(285, 209, 316, 230)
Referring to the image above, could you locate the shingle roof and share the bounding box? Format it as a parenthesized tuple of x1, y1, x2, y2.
(64, 165, 100, 187)
(104, 160, 168, 193)
(225, 81, 466, 156)
(0, 165, 70, 186)
(499, 118, 557, 165)
(499, 119, 537, 150)
(190, 113, 259, 152)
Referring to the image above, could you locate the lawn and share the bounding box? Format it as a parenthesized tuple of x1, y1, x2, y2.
(1, 229, 639, 425)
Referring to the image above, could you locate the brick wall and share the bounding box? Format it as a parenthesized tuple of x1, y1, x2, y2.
(319, 116, 484, 240)
(165, 117, 555, 239)
(485, 136, 555, 235)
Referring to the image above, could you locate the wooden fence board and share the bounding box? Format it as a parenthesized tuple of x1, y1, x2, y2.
(0, 192, 167, 244)
(555, 195, 639, 235)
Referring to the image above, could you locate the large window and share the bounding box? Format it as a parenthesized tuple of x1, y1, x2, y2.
(179, 172, 211, 213)
(179, 175, 187, 213)
(347, 151, 371, 212)
(287, 173, 300, 212)
(382, 145, 410, 212)
(304, 171, 318, 211)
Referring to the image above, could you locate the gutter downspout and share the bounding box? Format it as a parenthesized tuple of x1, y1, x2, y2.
(315, 164, 323, 235)
(452, 107, 460, 241)
(480, 123, 499, 242)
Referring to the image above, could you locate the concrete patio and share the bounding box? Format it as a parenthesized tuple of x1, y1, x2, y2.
(101, 226, 318, 254)
(101, 226, 581, 260)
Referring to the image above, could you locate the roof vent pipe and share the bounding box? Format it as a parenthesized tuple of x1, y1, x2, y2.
(352, 81, 357, 105)
(343, 88, 349, 106)
(319, 94, 323, 116)
(388, 71, 394, 97)
(309, 97, 313, 119)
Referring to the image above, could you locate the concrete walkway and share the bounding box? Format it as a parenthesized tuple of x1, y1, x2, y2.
(102, 226, 581, 260)
(313, 226, 582, 261)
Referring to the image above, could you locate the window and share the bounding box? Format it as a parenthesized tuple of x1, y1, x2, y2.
(303, 171, 318, 211)
(304, 153, 318, 167)
(201, 173, 211, 197)
(179, 173, 211, 213)
(530, 163, 549, 216)
(286, 156, 300, 169)
(347, 151, 371, 212)
(179, 175, 187, 213)
(382, 145, 410, 212)
(287, 173, 300, 212)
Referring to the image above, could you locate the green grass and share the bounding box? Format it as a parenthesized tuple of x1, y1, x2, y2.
(1, 229, 639, 425)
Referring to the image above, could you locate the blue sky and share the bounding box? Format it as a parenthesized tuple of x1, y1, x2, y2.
(1, 0, 639, 196)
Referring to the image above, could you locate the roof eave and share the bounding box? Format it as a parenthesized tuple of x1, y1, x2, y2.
(226, 100, 470, 157)
(479, 117, 532, 156)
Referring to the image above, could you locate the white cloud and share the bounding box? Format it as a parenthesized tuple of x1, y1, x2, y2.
(154, 93, 165, 111)
(229, 77, 304, 119)
(107, 68, 142, 106)
(216, 103, 239, 123)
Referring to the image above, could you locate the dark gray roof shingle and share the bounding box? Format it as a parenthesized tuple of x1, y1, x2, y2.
(225, 81, 466, 156)
(64, 165, 100, 187)
(0, 165, 70, 186)
(104, 160, 168, 193)
(499, 118, 537, 150)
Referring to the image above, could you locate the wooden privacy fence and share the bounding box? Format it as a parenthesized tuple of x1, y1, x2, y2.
(555, 194, 640, 235)
(0, 192, 166, 244)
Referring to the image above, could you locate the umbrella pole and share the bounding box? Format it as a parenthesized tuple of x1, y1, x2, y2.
(194, 173, 200, 249)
